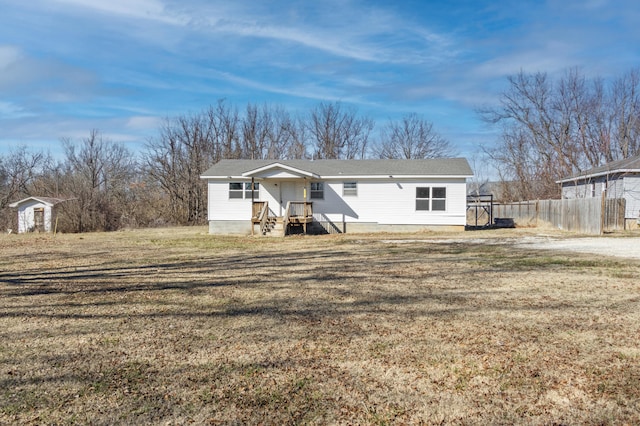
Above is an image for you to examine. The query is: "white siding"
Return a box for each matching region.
[207,180,254,221]
[606,178,624,198]
[623,176,640,219]
[562,181,592,198]
[16,200,53,233]
[311,178,467,226]
[208,177,468,226]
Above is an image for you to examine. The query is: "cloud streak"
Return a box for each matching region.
[1,0,639,157]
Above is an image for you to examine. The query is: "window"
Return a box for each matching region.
[245,182,259,199]
[432,187,446,211]
[343,181,357,196]
[310,182,324,199]
[416,187,446,211]
[229,182,259,199]
[229,182,243,199]
[416,187,430,210]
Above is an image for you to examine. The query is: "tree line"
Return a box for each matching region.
[481,67,640,200]
[1,101,455,232]
[3,67,639,232]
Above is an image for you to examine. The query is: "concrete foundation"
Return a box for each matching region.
[209,220,465,235]
[310,221,464,234]
[208,220,252,235]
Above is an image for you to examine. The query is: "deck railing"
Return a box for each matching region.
[252,201,266,219]
[258,202,270,235]
[252,201,269,235]
[288,201,312,218]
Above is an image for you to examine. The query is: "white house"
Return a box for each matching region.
[557,154,640,228]
[201,159,473,235]
[8,196,68,233]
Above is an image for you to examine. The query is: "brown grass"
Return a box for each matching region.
[1,227,639,425]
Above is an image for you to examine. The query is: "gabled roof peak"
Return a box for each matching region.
[8,196,71,208]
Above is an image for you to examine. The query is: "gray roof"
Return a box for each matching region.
[202,158,473,178]
[558,154,640,183]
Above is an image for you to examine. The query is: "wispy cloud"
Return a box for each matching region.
[51,0,188,25]
[1,0,640,158]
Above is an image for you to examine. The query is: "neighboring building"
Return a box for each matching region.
[557,154,640,227]
[201,159,473,235]
[8,197,68,233]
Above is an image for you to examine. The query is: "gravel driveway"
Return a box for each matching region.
[382,233,640,260]
[516,236,640,259]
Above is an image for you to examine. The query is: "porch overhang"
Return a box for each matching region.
[241,162,319,180]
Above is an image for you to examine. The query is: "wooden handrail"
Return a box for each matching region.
[288,201,312,218]
[258,201,269,235]
[282,201,291,236]
[252,201,266,219]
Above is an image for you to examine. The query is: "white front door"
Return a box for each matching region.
[279,181,299,215]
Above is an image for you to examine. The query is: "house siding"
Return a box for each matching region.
[207,180,254,221]
[311,178,467,226]
[207,177,468,231]
[561,174,638,219]
[623,176,640,219]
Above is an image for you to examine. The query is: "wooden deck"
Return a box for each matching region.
[252,201,313,236]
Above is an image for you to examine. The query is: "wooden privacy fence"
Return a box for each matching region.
[493,197,626,234]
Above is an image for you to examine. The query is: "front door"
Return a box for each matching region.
[279,181,299,216]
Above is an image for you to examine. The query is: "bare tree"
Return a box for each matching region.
[264,105,307,159]
[480,68,640,200]
[610,69,640,159]
[144,101,245,225]
[208,100,241,160]
[375,113,456,159]
[60,130,134,232]
[0,146,46,231]
[241,103,270,160]
[308,102,373,159]
[0,146,45,210]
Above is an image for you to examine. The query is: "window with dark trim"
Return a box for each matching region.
[244,182,259,199]
[229,182,259,199]
[343,181,357,196]
[416,187,446,211]
[310,182,324,199]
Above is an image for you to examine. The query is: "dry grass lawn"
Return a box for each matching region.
[1,227,639,425]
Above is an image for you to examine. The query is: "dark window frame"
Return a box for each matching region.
[310,182,324,199]
[416,186,446,211]
[229,182,260,200]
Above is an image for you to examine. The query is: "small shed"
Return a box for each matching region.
[8,196,68,233]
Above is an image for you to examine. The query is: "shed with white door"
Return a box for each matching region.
[8,196,68,233]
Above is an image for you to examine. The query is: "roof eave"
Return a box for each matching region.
[557,168,640,183]
[9,196,56,208]
[241,162,319,178]
[322,174,473,179]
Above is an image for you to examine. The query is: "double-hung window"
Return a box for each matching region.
[310,182,324,199]
[229,182,259,199]
[343,181,357,196]
[416,187,446,211]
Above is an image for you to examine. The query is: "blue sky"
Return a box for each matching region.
[1,0,639,161]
